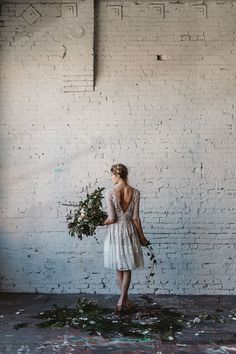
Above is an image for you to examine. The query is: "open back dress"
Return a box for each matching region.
[104,188,144,270]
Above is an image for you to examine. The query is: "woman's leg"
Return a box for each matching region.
[116,270,128,306]
[117,270,131,307]
[116,270,123,290]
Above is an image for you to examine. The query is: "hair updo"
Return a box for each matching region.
[111,163,128,180]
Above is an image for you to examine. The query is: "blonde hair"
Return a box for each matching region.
[111,163,128,180]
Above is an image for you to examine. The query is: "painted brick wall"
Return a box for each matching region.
[0,0,236,295]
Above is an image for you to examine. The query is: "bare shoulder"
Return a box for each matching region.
[127,186,140,193]
[112,186,135,193]
[127,186,138,197]
[128,186,137,192]
[131,187,140,199]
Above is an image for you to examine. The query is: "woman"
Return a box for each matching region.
[103,163,149,313]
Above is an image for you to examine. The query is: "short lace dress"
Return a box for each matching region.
[104,188,144,270]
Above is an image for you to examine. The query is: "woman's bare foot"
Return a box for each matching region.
[115,298,125,314]
[115,301,125,314]
[124,298,135,310]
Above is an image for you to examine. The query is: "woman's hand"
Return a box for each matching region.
[139,235,150,247]
[102,217,117,226]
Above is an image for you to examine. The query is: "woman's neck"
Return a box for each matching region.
[116,180,129,189]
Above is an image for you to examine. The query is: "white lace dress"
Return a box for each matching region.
[104,188,144,270]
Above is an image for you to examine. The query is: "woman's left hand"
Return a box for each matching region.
[139,235,150,247]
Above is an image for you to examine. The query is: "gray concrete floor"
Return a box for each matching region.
[0,292,236,353]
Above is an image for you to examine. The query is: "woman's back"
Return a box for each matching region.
[113,186,135,214]
[105,187,140,222]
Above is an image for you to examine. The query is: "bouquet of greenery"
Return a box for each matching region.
[62,187,108,240]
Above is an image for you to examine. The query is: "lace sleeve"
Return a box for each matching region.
[132,190,140,220]
[105,190,117,221]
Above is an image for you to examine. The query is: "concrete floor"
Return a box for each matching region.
[0,292,236,353]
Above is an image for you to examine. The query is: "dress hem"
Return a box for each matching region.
[104,265,145,271]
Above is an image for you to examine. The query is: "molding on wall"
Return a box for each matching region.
[0,2,78,18]
[105,1,208,19]
[0,1,94,93]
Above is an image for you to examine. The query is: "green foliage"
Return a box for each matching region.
[63,187,108,240]
[34,296,185,341]
[145,242,157,286]
[13,322,29,330]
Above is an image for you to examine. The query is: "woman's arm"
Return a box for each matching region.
[103,216,117,225]
[132,217,144,237]
[132,190,149,246]
[132,217,149,246]
[102,190,117,225]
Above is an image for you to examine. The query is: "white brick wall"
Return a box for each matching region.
[0,0,236,295]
